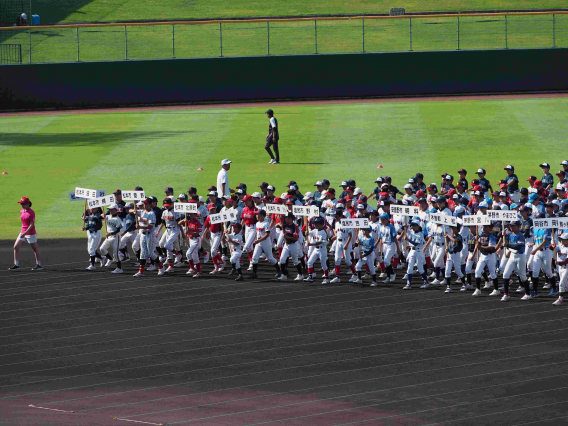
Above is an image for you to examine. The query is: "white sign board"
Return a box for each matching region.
[429,213,457,227]
[533,217,568,229]
[265,204,289,215]
[75,187,99,199]
[390,205,420,217]
[87,194,116,209]
[486,210,518,221]
[340,218,370,229]
[120,190,146,201]
[174,202,198,214]
[210,210,238,224]
[73,189,106,201]
[292,205,320,217]
[462,215,491,226]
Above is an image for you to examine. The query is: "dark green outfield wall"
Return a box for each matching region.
[0,48,567,110]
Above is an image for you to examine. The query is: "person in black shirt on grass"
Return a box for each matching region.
[475,168,494,197]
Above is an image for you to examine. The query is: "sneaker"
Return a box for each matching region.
[85,265,96,271]
[460,285,467,292]
[445,286,451,294]
[277,274,287,281]
[111,268,123,274]
[98,258,105,267]
[193,272,203,278]
[403,283,411,290]
[353,278,363,284]
[489,289,500,296]
[186,269,196,275]
[552,298,563,306]
[549,289,559,296]
[379,272,387,278]
[274,160,280,164]
[303,276,314,283]
[420,282,430,289]
[383,276,392,284]
[370,281,379,287]
[330,276,341,284]
[472,289,482,297]
[362,273,370,279]
[322,278,331,285]
[329,269,336,277]
[389,274,397,282]
[483,281,493,289]
[543,283,551,290]
[294,274,304,281]
[209,268,219,275]
[498,285,505,291]
[268,159,275,164]
[439,279,447,285]
[530,291,539,298]
[402,274,408,280]
[104,259,113,267]
[247,264,254,271]
[8,264,20,270]
[133,271,144,277]
[515,285,525,293]
[165,266,174,273]
[32,264,43,271]
[159,256,166,263]
[158,268,165,276]
[217,263,225,272]
[501,294,510,302]
[431,279,441,285]
[147,264,157,271]
[429,272,436,279]
[521,294,531,300]
[349,274,358,283]
[235,275,244,281]
[175,254,182,264]
[455,277,464,285]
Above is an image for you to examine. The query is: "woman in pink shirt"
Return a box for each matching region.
[10,197,42,271]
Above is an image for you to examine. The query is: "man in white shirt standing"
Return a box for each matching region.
[217,159,232,199]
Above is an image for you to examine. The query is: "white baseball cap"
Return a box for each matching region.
[267,185,275,191]
[560,233,568,240]
[136,201,144,207]
[556,183,565,190]
[403,184,412,189]
[336,203,345,209]
[281,192,288,198]
[251,192,262,198]
[108,203,118,209]
[561,160,568,166]
[499,192,507,197]
[221,159,232,165]
[314,181,323,186]
[304,191,314,199]
[353,187,362,195]
[198,196,204,202]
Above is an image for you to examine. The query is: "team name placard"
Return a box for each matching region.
[265,204,289,215]
[210,211,238,224]
[174,203,198,213]
[75,187,105,199]
[462,215,491,226]
[120,190,146,201]
[390,205,420,216]
[293,205,320,217]
[429,213,457,227]
[486,210,517,221]
[533,217,568,229]
[87,194,116,209]
[340,218,369,229]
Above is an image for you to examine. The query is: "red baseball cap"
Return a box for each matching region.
[472,185,482,192]
[207,203,216,211]
[534,180,543,187]
[242,195,252,202]
[18,197,30,204]
[415,190,426,198]
[273,197,283,204]
[527,176,537,182]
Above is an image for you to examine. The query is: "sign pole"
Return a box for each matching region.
[82,198,87,231]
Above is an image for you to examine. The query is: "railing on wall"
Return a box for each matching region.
[0,11,567,64]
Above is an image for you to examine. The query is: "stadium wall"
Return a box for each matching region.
[0,48,567,110]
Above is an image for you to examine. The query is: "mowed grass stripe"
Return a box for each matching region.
[2,98,568,239]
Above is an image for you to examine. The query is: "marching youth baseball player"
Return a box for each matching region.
[443,224,464,293]
[277,213,304,281]
[83,206,103,270]
[471,224,499,297]
[401,219,430,290]
[226,222,245,281]
[378,213,398,283]
[500,220,530,301]
[203,203,225,274]
[131,201,144,265]
[330,207,357,284]
[100,203,124,274]
[118,202,137,262]
[304,217,330,284]
[251,210,282,279]
[241,195,258,270]
[463,224,478,291]
[553,233,568,305]
[156,198,185,273]
[353,227,377,286]
[530,214,557,298]
[10,197,42,270]
[134,198,165,277]
[182,206,203,277]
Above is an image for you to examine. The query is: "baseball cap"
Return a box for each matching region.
[113,189,122,195]
[207,185,217,192]
[267,185,275,191]
[335,203,345,209]
[520,204,532,212]
[528,193,539,202]
[108,202,119,209]
[340,181,348,187]
[540,163,551,168]
[415,173,424,179]
[236,189,245,195]
[322,179,330,185]
[354,187,362,195]
[553,199,562,207]
[187,187,197,194]
[304,191,314,199]
[125,202,134,208]
[289,185,298,191]
[164,187,173,193]
[265,109,274,115]
[207,203,216,211]
[556,184,565,191]
[479,201,488,208]
[379,213,389,220]
[458,168,467,174]
[534,180,543,187]
[476,168,486,174]
[221,159,232,165]
[150,196,158,203]
[326,188,336,194]
[491,191,500,196]
[499,192,507,197]
[527,176,537,182]
[236,183,247,189]
[143,197,152,205]
[504,165,514,171]
[403,183,412,189]
[375,177,384,183]
[444,174,453,181]
[135,186,143,191]
[286,181,297,188]
[509,220,521,226]
[561,160,568,166]
[510,203,519,209]
[256,209,266,216]
[251,192,262,198]
[18,196,31,204]
[314,181,323,187]
[408,178,415,184]
[418,198,427,204]
[136,200,145,207]
[259,182,269,189]
[454,206,466,216]
[415,190,426,198]
[485,198,493,204]
[431,196,438,203]
[556,171,566,176]
[208,191,217,196]
[242,194,252,202]
[356,203,365,210]
[561,233,568,240]
[437,196,447,203]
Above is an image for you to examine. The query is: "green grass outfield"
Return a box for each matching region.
[1,96,567,240]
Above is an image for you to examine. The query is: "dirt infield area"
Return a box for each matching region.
[2,92,568,116]
[1,239,568,425]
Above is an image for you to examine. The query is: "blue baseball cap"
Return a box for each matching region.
[453,206,465,216]
[379,213,390,219]
[429,208,438,213]
[485,197,493,204]
[528,193,539,202]
[510,203,519,210]
[479,201,488,208]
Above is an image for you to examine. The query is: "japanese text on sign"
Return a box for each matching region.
[486,210,517,221]
[174,203,198,214]
[390,205,420,216]
[87,194,116,209]
[210,210,238,224]
[429,213,457,227]
[462,215,491,226]
[265,204,289,215]
[340,218,370,229]
[120,191,146,201]
[533,217,568,229]
[292,205,320,217]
